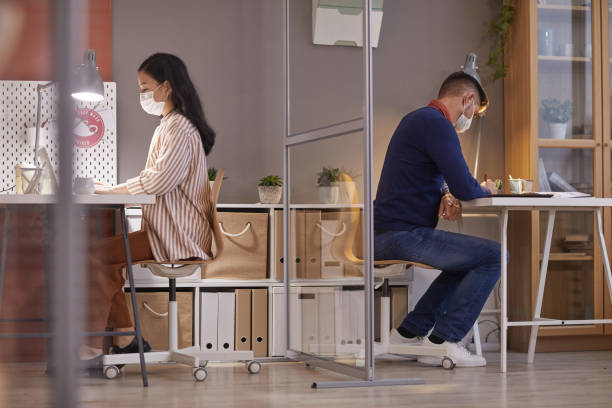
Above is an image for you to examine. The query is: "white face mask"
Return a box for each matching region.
[139,84,166,116]
[454,98,475,133]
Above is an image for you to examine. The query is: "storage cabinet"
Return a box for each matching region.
[505,0,612,351]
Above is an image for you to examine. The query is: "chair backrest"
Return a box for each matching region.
[209,168,225,262]
[329,175,363,266]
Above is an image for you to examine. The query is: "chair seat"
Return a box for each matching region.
[374,259,435,269]
[139,259,211,279]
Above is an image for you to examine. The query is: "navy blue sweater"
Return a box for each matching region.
[374,106,489,230]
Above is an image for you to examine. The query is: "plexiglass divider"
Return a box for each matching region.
[283,0,423,388]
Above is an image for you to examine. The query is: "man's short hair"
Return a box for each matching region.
[438,72,482,106]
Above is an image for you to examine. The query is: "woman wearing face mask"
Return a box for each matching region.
[83,53,215,368]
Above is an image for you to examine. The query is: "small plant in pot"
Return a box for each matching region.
[317,166,340,204]
[258,175,283,204]
[540,98,572,139]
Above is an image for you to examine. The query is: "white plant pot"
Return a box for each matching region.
[336,181,357,204]
[318,186,339,204]
[258,186,282,204]
[548,122,568,139]
[209,180,215,190]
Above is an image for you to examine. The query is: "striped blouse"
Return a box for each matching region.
[126,111,213,262]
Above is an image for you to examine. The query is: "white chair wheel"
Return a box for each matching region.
[104,365,120,380]
[441,357,456,370]
[194,367,208,382]
[247,361,261,374]
[199,360,208,368]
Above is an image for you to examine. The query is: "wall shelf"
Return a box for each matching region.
[538,139,597,148]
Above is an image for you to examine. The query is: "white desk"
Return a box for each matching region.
[462,196,612,372]
[0,193,155,386]
[0,194,155,205]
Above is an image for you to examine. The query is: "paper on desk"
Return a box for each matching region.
[542,192,591,198]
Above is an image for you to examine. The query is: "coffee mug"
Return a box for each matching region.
[509,178,523,194]
[73,177,94,194]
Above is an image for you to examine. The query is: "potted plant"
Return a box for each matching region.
[540,98,572,139]
[317,166,340,204]
[258,175,283,204]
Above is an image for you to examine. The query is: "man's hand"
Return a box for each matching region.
[438,191,462,221]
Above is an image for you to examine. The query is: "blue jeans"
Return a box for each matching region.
[374,226,502,342]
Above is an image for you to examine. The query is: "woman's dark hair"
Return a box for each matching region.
[139,53,215,155]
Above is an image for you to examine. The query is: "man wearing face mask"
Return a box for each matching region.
[373,67,500,367]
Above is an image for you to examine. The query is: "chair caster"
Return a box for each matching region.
[441,357,456,370]
[194,367,208,382]
[246,361,261,374]
[199,360,208,368]
[103,365,121,380]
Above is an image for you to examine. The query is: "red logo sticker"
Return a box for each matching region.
[74,108,105,148]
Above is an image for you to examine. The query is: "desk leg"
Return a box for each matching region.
[527,210,555,364]
[0,207,10,314]
[595,209,612,310]
[120,207,148,387]
[500,209,508,373]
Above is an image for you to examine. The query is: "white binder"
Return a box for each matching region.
[317,287,336,354]
[351,290,365,346]
[200,292,218,351]
[334,288,345,346]
[300,288,318,353]
[342,289,353,345]
[270,287,302,356]
[217,292,235,351]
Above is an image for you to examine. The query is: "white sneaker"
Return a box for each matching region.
[417,338,486,367]
[384,329,422,360]
[389,328,422,345]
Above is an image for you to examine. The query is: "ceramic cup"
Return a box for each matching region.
[509,178,523,194]
[73,177,94,194]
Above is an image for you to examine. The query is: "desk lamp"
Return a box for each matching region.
[25,49,104,193]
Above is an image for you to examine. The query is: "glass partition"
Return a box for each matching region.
[287,132,365,368]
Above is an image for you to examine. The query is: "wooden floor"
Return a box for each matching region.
[1,351,612,407]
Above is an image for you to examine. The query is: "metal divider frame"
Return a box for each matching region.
[282,0,424,388]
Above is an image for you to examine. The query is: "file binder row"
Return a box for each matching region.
[270,286,409,356]
[270,287,365,356]
[200,289,268,357]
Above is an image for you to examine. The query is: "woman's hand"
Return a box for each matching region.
[438,191,462,221]
[94,182,129,195]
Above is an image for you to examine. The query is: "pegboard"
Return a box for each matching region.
[0,80,117,191]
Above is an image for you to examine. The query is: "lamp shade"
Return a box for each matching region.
[461,53,488,114]
[71,49,104,102]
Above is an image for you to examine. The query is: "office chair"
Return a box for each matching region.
[102,169,261,382]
